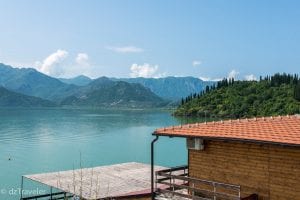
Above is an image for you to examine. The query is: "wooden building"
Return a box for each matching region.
[152,115,300,200]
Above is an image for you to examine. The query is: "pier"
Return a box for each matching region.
[21,162,166,200]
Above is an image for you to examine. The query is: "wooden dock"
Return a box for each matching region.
[23,162,166,199]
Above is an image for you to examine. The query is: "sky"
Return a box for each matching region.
[0,0,299,80]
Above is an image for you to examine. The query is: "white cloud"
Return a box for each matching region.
[228,69,239,79]
[130,63,159,78]
[192,60,202,66]
[154,72,167,78]
[107,46,144,53]
[199,76,222,82]
[34,51,96,78]
[199,76,211,81]
[75,53,90,67]
[200,69,240,82]
[244,74,257,81]
[37,49,68,76]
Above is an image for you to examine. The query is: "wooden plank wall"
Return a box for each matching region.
[189,141,300,200]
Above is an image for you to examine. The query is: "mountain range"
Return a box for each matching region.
[59,75,92,86]
[0,86,55,107]
[59,75,214,100]
[0,63,213,107]
[0,63,77,101]
[60,77,166,107]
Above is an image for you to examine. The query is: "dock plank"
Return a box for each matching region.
[24,162,166,199]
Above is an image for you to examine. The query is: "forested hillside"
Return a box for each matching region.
[174,74,300,118]
[0,87,55,107]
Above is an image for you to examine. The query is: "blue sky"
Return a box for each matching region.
[0,0,299,79]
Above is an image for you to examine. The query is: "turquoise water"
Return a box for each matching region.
[0,108,187,199]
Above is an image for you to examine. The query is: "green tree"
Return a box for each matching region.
[294,83,300,101]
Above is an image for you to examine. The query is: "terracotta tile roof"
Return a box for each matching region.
[154,115,300,146]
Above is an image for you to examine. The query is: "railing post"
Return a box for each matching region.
[151,135,159,200]
[192,182,195,197]
[213,182,216,200]
[155,172,157,193]
[172,172,175,194]
[20,176,24,200]
[169,169,172,193]
[50,187,53,200]
[183,168,187,185]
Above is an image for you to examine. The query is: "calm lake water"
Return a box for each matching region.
[0,108,188,199]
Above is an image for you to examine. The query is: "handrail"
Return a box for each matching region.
[155,166,241,200]
[158,182,240,200]
[156,165,188,173]
[157,188,211,200]
[157,172,240,191]
[20,191,73,200]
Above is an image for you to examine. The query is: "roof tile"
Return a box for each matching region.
[154,115,300,146]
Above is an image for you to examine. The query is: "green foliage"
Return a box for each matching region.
[295,82,300,101]
[0,87,56,107]
[174,74,300,118]
[60,79,167,108]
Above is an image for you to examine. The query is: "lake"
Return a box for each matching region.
[0,108,188,200]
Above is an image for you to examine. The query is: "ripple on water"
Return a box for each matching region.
[0,108,187,200]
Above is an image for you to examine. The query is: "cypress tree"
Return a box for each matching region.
[294,83,300,101]
[205,85,210,93]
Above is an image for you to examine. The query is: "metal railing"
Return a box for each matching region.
[155,166,241,200]
[20,191,74,200]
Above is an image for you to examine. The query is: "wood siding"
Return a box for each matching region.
[189,141,300,200]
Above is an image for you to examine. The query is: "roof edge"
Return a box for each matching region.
[153,132,300,148]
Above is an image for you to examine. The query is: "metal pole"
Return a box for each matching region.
[50,186,53,200]
[151,135,159,200]
[20,176,24,200]
[213,183,216,200]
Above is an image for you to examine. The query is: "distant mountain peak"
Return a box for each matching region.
[59,75,92,86]
[113,76,214,100]
[75,75,91,79]
[0,63,78,101]
[89,76,112,85]
[60,78,166,108]
[0,63,214,107]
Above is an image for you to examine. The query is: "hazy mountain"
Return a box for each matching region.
[61,77,166,107]
[56,75,215,101]
[0,63,78,101]
[61,76,215,100]
[0,63,213,108]
[59,75,92,86]
[0,87,55,107]
[113,76,214,100]
[0,64,166,107]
